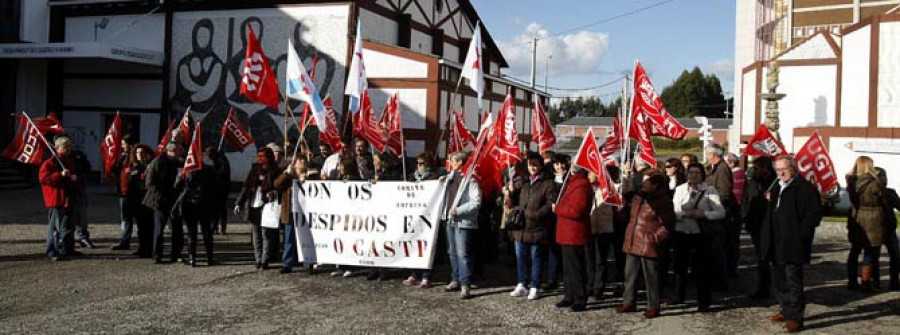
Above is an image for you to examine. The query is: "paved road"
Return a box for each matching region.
[0,186,898,334]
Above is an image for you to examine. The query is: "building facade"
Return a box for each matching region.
[732,1,900,190]
[0,0,549,180]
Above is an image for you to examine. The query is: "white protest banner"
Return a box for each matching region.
[292,180,448,269]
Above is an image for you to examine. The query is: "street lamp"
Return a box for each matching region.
[94,18,110,42]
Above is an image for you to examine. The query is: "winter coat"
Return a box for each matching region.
[854,173,885,246]
[509,174,558,244]
[672,182,726,234]
[444,171,481,229]
[172,165,216,220]
[883,188,900,233]
[741,173,775,234]
[554,172,592,246]
[590,187,616,235]
[38,156,82,208]
[705,160,733,205]
[212,155,231,201]
[760,177,822,265]
[142,154,178,212]
[124,161,150,208]
[274,171,297,225]
[236,163,277,222]
[622,190,676,258]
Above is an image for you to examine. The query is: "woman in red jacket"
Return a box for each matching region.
[552,168,594,312]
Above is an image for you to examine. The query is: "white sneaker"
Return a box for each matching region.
[343,270,354,278]
[510,283,527,297]
[329,270,343,277]
[527,288,540,300]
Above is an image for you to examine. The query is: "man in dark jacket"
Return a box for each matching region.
[143,143,184,263]
[761,156,822,333]
[205,147,231,235]
[742,156,776,299]
[876,167,900,290]
[111,136,134,250]
[705,143,733,289]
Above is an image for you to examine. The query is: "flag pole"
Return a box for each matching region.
[22,111,66,168]
[217,109,230,152]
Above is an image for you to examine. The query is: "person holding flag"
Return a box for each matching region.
[39,135,83,261]
[508,153,557,302]
[442,151,482,300]
[551,165,593,312]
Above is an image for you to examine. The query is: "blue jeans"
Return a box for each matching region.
[515,241,543,288]
[447,224,474,285]
[118,197,134,247]
[73,197,90,241]
[283,217,298,269]
[46,207,74,257]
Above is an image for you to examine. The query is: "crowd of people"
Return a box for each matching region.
[38,132,900,332]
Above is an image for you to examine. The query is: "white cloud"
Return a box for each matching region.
[499,23,610,78]
[706,58,734,82]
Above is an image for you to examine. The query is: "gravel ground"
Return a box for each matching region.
[0,186,898,334]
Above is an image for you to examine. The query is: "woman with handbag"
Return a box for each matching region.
[846,156,885,291]
[667,163,725,312]
[509,153,557,301]
[235,147,279,270]
[616,171,676,319]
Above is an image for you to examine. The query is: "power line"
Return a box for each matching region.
[502,0,678,50]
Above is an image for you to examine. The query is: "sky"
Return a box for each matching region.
[472,0,736,104]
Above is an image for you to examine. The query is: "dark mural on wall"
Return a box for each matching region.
[169,7,348,156]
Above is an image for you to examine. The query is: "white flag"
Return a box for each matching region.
[461,23,484,109]
[286,39,327,128]
[344,20,368,114]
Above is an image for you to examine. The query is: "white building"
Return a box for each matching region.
[0,0,549,180]
[732,1,900,190]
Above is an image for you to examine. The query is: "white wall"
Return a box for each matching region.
[410,29,432,55]
[878,21,900,128]
[20,0,49,43]
[360,8,398,46]
[777,65,838,151]
[740,68,757,136]
[841,26,871,127]
[364,48,428,79]
[829,137,900,192]
[65,14,166,51]
[367,88,428,130]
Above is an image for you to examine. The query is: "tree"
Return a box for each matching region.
[660,67,727,118]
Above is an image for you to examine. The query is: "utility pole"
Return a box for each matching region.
[530,36,538,89]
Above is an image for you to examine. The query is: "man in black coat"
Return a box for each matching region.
[742,156,776,299]
[760,156,822,333]
[143,143,184,263]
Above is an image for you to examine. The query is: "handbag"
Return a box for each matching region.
[692,190,723,236]
[261,200,282,229]
[503,208,526,230]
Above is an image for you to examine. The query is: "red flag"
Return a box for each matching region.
[631,61,687,140]
[493,93,520,168]
[600,114,623,166]
[744,124,787,157]
[629,111,657,166]
[318,96,343,152]
[3,114,47,165]
[221,109,255,152]
[573,128,622,206]
[239,25,280,110]
[32,112,64,135]
[100,113,123,178]
[379,93,404,156]
[531,97,556,153]
[352,91,386,152]
[795,131,838,194]
[177,109,192,147]
[449,110,475,154]
[156,120,176,156]
[183,121,203,176]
